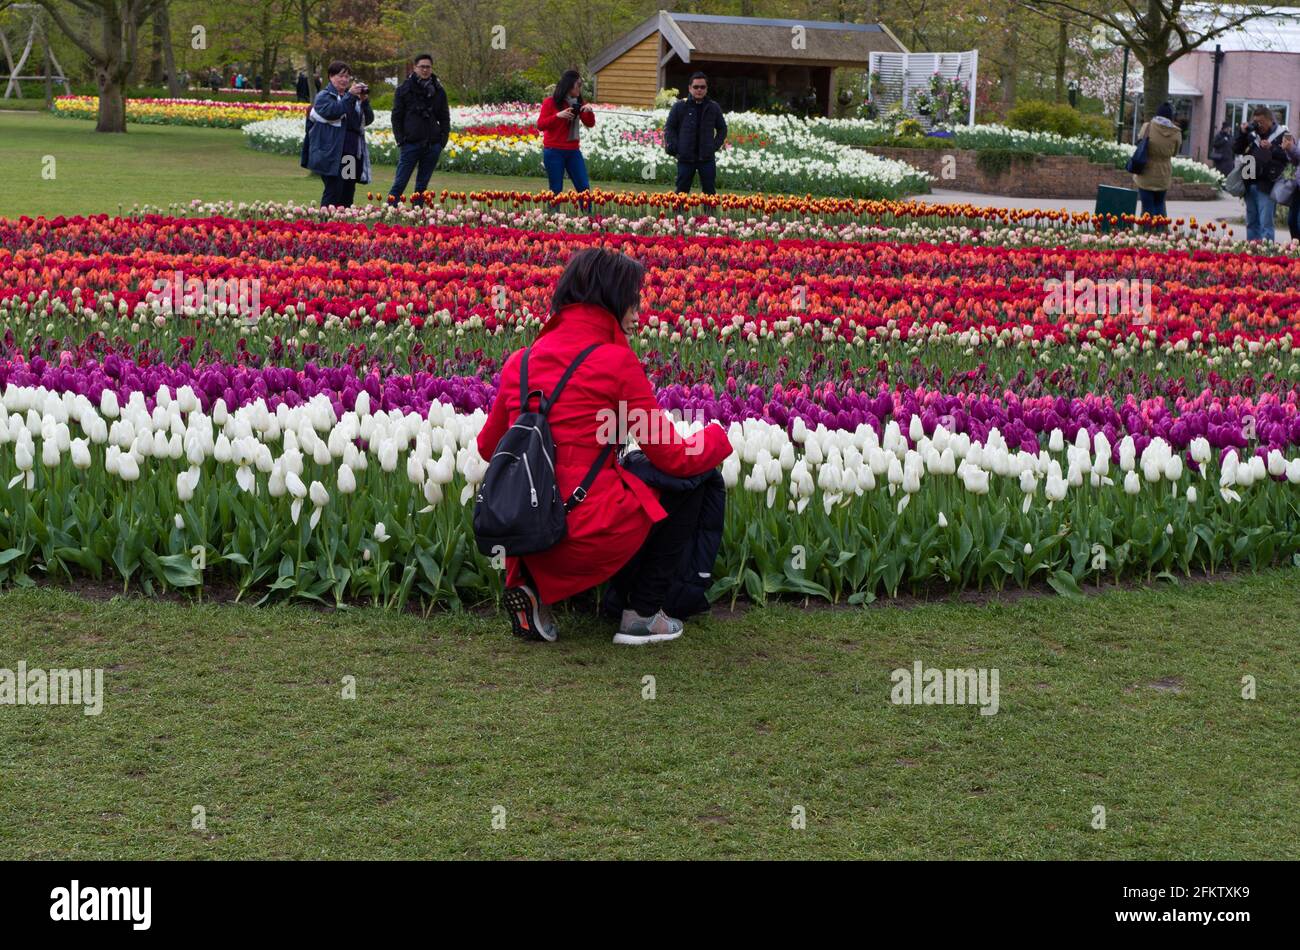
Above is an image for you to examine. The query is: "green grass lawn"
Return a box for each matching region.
[0,112,683,219]
[1,109,1296,861]
[1,574,1296,859]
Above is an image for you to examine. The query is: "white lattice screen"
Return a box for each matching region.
[868,49,979,125]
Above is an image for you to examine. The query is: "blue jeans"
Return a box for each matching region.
[389,141,443,200]
[1245,184,1277,242]
[542,147,590,193]
[1137,188,1167,226]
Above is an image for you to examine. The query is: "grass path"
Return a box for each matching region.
[0,112,681,219]
[1,574,1296,859]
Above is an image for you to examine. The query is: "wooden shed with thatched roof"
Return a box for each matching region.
[589,10,907,115]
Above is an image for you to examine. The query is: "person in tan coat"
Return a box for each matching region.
[1131,101,1183,224]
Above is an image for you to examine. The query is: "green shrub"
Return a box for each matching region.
[1007,99,1109,140]
[1076,112,1114,140]
[654,87,680,109]
[480,74,545,105]
[975,148,1038,177]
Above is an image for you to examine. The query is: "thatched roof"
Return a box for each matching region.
[590,11,907,73]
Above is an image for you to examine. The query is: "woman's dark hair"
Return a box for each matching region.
[552,69,583,107]
[551,248,645,321]
[326,61,351,78]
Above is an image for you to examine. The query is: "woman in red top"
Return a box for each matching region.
[537,69,596,194]
[476,249,733,644]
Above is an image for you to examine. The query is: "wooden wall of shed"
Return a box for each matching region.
[594,33,660,107]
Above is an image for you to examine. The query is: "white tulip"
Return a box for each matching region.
[423,479,443,507]
[338,463,357,494]
[374,522,390,543]
[118,454,140,482]
[309,480,329,507]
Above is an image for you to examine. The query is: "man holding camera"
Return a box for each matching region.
[1233,104,1291,242]
[664,72,727,195]
[300,60,375,208]
[388,53,451,204]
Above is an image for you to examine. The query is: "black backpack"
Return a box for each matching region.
[473,344,615,557]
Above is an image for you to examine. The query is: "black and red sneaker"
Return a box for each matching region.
[502,585,558,642]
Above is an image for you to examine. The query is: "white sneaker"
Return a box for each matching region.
[503,585,558,642]
[613,609,684,645]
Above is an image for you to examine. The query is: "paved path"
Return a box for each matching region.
[909,187,1274,243]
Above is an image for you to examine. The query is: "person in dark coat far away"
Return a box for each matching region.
[664,71,727,194]
[388,53,451,202]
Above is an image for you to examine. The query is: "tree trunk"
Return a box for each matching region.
[95,4,129,132]
[999,24,1019,112]
[96,67,128,132]
[1054,20,1066,103]
[148,13,163,85]
[1141,61,1169,123]
[43,31,53,110]
[298,0,317,97]
[158,4,181,96]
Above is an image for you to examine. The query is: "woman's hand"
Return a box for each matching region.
[580,103,594,113]
[557,107,575,120]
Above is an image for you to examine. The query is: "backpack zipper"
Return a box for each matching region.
[522,454,539,507]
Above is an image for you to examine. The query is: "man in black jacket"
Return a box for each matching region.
[1233,104,1290,242]
[664,72,727,194]
[388,53,451,203]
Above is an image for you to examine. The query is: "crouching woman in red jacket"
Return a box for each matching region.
[475,248,733,644]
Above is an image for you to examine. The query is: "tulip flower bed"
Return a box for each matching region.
[2,205,1300,609]
[243,104,931,199]
[53,95,306,129]
[810,118,1224,186]
[136,191,1243,252]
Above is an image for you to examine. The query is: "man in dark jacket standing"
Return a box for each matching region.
[1209,122,1235,176]
[1233,104,1290,242]
[664,72,727,194]
[388,53,451,203]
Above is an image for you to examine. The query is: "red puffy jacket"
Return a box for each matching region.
[476,303,733,603]
[537,97,595,150]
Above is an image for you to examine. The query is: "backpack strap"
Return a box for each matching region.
[541,343,602,415]
[565,440,617,511]
[517,342,615,510]
[519,347,545,412]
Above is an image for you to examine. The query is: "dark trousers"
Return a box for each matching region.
[1137,188,1167,221]
[321,175,357,208]
[389,140,443,200]
[1290,192,1300,241]
[610,483,707,617]
[675,159,717,194]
